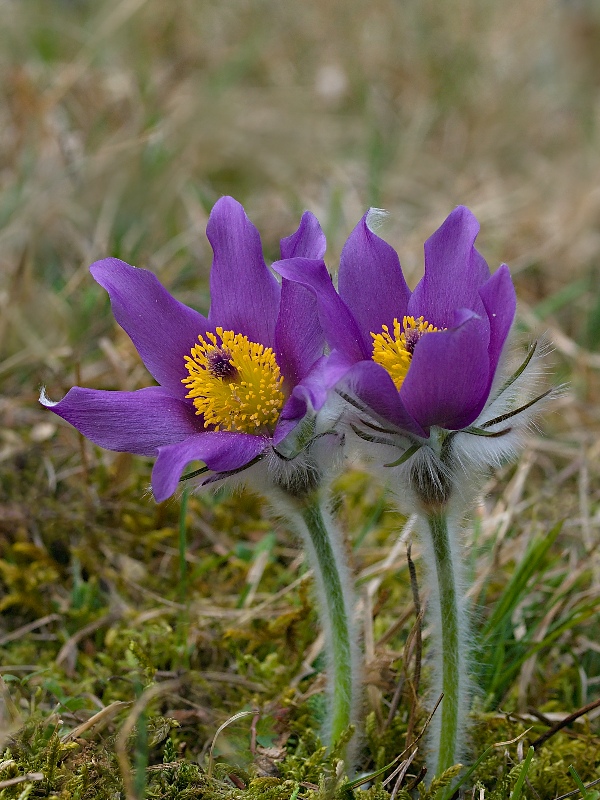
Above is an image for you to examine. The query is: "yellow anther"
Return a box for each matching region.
[371,316,439,390]
[182,327,285,434]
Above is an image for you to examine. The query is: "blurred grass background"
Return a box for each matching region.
[3,0,600,385]
[1,0,600,795]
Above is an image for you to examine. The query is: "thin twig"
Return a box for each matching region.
[0,613,62,646]
[342,694,443,791]
[552,776,600,800]
[0,773,44,789]
[385,672,405,732]
[388,748,419,800]
[250,711,260,756]
[61,700,131,742]
[531,697,600,749]
[385,603,423,731]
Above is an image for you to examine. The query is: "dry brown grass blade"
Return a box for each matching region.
[207,709,259,778]
[344,693,444,791]
[55,611,123,677]
[0,772,44,790]
[363,585,384,727]
[520,306,600,370]
[115,679,182,800]
[61,700,132,743]
[0,674,21,751]
[388,747,418,800]
[360,514,417,586]
[0,613,62,647]
[238,571,312,625]
[0,675,20,724]
[376,604,414,649]
[241,547,271,609]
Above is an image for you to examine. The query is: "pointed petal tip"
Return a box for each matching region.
[89,257,134,280]
[365,207,389,233]
[215,195,240,208]
[299,209,320,225]
[432,205,481,241]
[152,481,173,505]
[39,386,57,408]
[206,195,280,345]
[280,210,326,260]
[208,195,246,224]
[206,196,251,245]
[338,210,410,345]
[450,204,478,221]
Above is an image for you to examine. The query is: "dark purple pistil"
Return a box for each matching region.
[207,348,237,380]
[404,328,422,355]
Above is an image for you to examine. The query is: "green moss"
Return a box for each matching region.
[464,715,600,800]
[1,420,599,799]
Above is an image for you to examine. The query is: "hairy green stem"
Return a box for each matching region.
[301,500,353,743]
[286,495,356,748]
[426,511,463,779]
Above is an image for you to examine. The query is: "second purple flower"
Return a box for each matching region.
[274,206,517,438]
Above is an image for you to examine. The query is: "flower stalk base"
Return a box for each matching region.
[423,510,466,782]
[279,490,357,752]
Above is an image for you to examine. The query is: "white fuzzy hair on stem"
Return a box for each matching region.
[332,335,554,780]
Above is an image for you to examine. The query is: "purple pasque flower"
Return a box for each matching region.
[41,197,332,502]
[273,206,517,440]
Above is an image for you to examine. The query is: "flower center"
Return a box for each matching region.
[182,327,285,434]
[371,315,439,390]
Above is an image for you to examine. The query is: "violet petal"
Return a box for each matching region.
[206,196,280,347]
[90,258,208,399]
[273,354,343,444]
[273,394,308,445]
[277,212,327,383]
[338,212,411,342]
[340,360,427,437]
[41,386,199,456]
[273,257,370,361]
[400,312,490,430]
[275,279,324,388]
[280,211,326,259]
[479,264,516,384]
[408,206,491,329]
[152,431,267,501]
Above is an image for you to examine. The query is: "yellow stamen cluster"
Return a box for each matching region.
[371,315,439,390]
[182,327,285,434]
